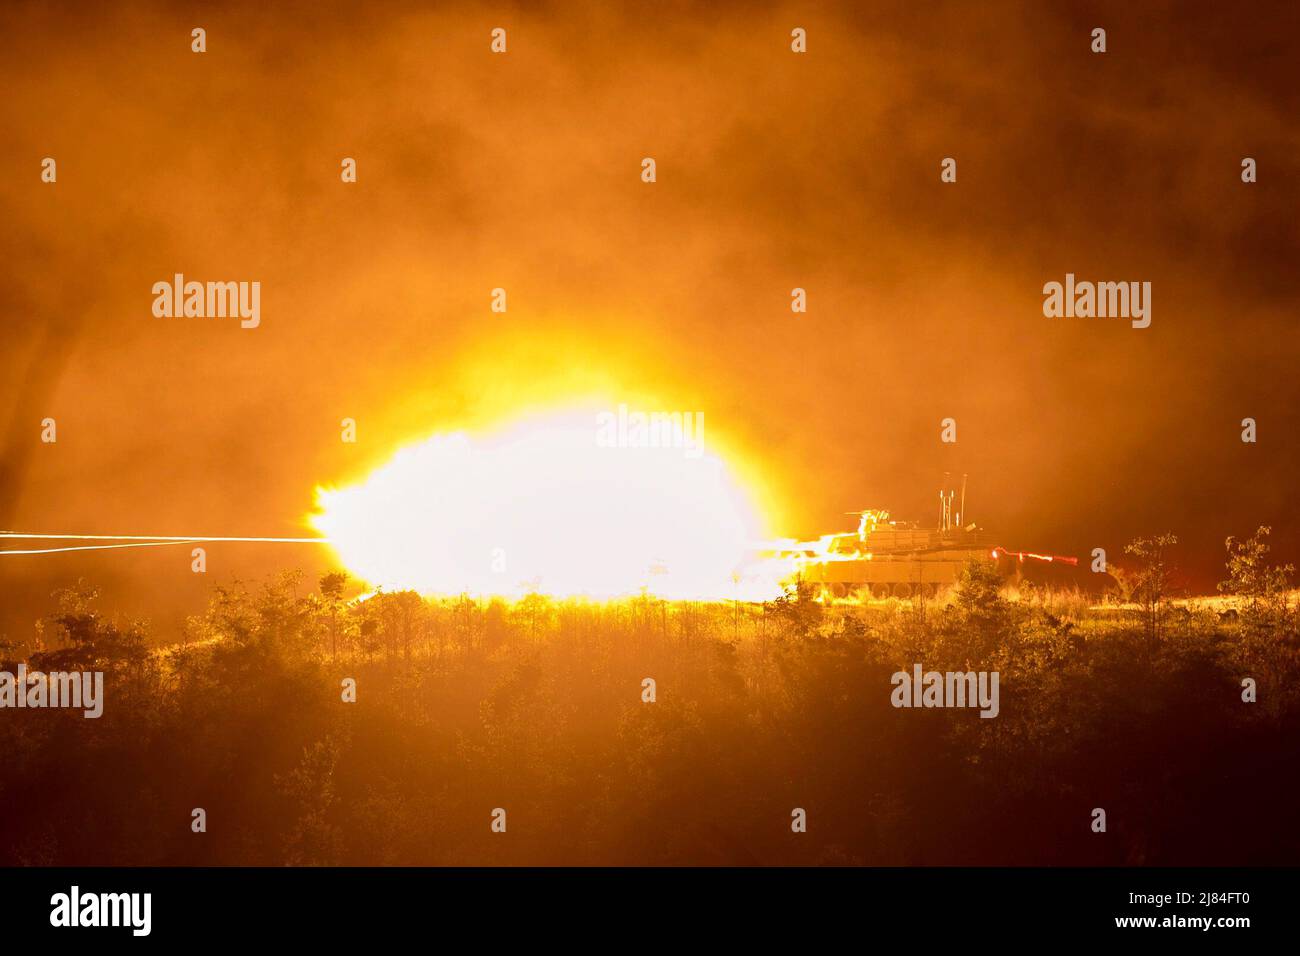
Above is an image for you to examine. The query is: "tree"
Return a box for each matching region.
[30,580,150,674]
[1124,533,1179,642]
[954,557,1005,619]
[951,557,1011,654]
[765,579,823,638]
[319,571,349,661]
[1219,526,1293,632]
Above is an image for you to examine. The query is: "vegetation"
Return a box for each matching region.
[1123,532,1180,643]
[1,537,1297,866]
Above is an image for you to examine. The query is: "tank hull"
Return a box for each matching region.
[800,549,987,598]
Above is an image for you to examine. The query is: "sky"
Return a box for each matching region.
[2,0,1298,635]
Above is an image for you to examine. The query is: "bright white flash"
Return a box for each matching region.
[310,408,769,600]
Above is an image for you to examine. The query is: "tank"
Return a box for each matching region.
[773,484,1114,599]
[780,508,992,599]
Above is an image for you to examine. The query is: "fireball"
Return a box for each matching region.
[310,406,775,600]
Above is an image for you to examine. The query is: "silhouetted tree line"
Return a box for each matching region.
[0,530,1296,865]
